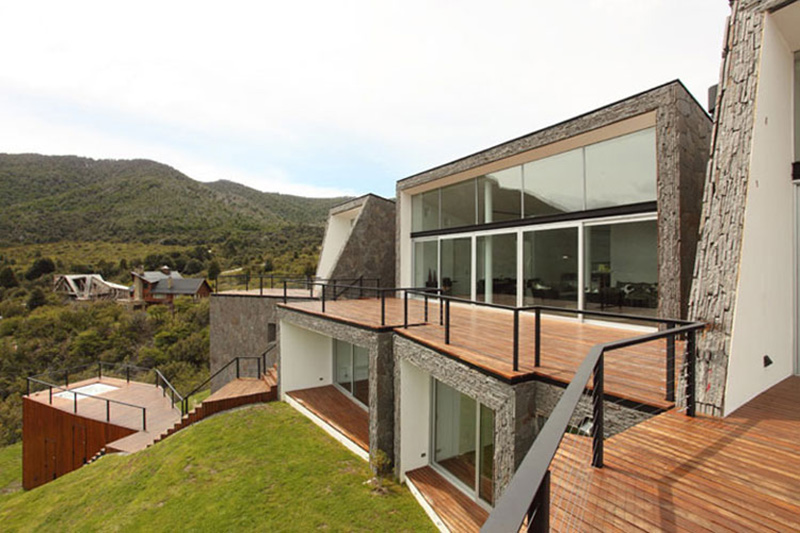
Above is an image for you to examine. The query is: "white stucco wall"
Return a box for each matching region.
[279,320,333,396]
[316,206,360,280]
[399,359,431,482]
[725,15,795,415]
[399,191,413,288]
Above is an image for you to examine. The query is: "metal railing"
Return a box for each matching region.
[480,319,704,532]
[180,356,265,415]
[26,376,149,431]
[214,274,379,299]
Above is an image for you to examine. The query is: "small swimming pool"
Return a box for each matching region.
[54,382,118,401]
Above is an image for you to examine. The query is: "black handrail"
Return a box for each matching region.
[215,274,380,297]
[480,320,704,532]
[26,377,148,431]
[180,356,263,415]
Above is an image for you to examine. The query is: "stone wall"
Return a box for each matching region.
[329,195,396,289]
[687,0,766,416]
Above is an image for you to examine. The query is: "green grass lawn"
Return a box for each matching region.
[0,442,22,498]
[0,403,435,532]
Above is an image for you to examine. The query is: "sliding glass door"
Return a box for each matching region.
[433,380,495,505]
[441,238,472,298]
[523,227,579,308]
[333,340,369,407]
[477,233,517,305]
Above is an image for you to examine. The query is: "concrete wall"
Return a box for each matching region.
[725,13,796,414]
[279,320,333,394]
[316,205,360,280]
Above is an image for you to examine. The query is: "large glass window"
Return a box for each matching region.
[414,240,439,289]
[584,220,657,315]
[523,227,579,308]
[478,167,522,224]
[412,190,440,232]
[333,340,369,407]
[441,238,472,298]
[585,128,657,209]
[441,180,476,229]
[523,148,584,216]
[477,233,517,305]
[433,380,494,505]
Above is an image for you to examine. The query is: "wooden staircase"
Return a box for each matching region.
[148,364,278,448]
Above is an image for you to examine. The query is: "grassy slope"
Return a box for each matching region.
[0,403,434,532]
[0,442,21,497]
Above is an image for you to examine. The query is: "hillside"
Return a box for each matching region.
[0,404,434,532]
[0,154,349,245]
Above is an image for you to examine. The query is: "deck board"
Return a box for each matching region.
[406,466,488,533]
[284,298,679,409]
[287,385,369,451]
[548,376,800,532]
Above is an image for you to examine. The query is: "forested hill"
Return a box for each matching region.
[0,154,349,245]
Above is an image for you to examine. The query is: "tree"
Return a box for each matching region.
[26,288,47,311]
[24,257,56,280]
[263,257,274,272]
[207,260,221,280]
[0,266,18,289]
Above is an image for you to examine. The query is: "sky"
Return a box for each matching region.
[0,1,731,198]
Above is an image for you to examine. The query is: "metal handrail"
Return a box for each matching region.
[180,356,263,415]
[480,320,704,532]
[26,377,148,431]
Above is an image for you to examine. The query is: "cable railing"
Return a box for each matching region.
[26,377,149,431]
[480,319,704,532]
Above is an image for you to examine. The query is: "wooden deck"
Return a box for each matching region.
[548,376,800,532]
[286,385,369,451]
[406,466,488,533]
[284,298,678,409]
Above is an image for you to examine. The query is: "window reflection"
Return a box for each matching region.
[478,167,522,223]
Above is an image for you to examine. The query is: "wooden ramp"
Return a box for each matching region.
[548,376,800,532]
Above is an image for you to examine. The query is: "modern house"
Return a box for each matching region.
[131,266,211,305]
[53,274,130,301]
[275,80,713,519]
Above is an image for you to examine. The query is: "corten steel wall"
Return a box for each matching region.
[23,398,136,489]
[396,81,711,319]
[328,195,396,288]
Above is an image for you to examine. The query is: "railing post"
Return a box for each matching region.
[215,277,218,293]
[666,322,676,402]
[65,371,69,389]
[98,362,102,381]
[74,393,78,414]
[592,352,604,468]
[513,309,520,372]
[445,299,451,345]
[424,294,429,322]
[126,366,130,384]
[106,400,110,422]
[260,275,263,296]
[381,291,386,326]
[142,409,147,431]
[49,386,53,404]
[26,378,30,397]
[404,291,409,329]
[236,358,240,379]
[359,276,364,299]
[527,470,551,533]
[321,284,326,313]
[283,280,288,304]
[686,330,696,417]
[245,274,249,292]
[535,308,541,367]
[257,357,262,378]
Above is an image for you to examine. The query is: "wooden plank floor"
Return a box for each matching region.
[287,385,369,451]
[284,298,678,409]
[548,376,800,532]
[406,466,488,533]
[27,376,181,453]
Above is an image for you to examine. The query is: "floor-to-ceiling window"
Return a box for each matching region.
[333,340,369,407]
[441,237,472,298]
[433,380,495,506]
[414,240,439,289]
[477,233,517,305]
[523,227,579,308]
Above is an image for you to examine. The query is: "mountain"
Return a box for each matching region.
[0,154,349,245]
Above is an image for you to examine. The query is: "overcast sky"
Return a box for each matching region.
[0,1,730,198]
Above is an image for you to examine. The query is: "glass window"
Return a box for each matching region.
[353,345,369,406]
[523,227,579,308]
[334,340,352,393]
[412,190,440,232]
[478,167,522,224]
[477,233,517,305]
[523,148,584,217]
[441,179,476,229]
[584,220,658,316]
[441,238,472,298]
[585,128,657,209]
[414,240,439,289]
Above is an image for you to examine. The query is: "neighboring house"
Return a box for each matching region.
[131,266,211,305]
[54,274,130,301]
[276,81,712,510]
